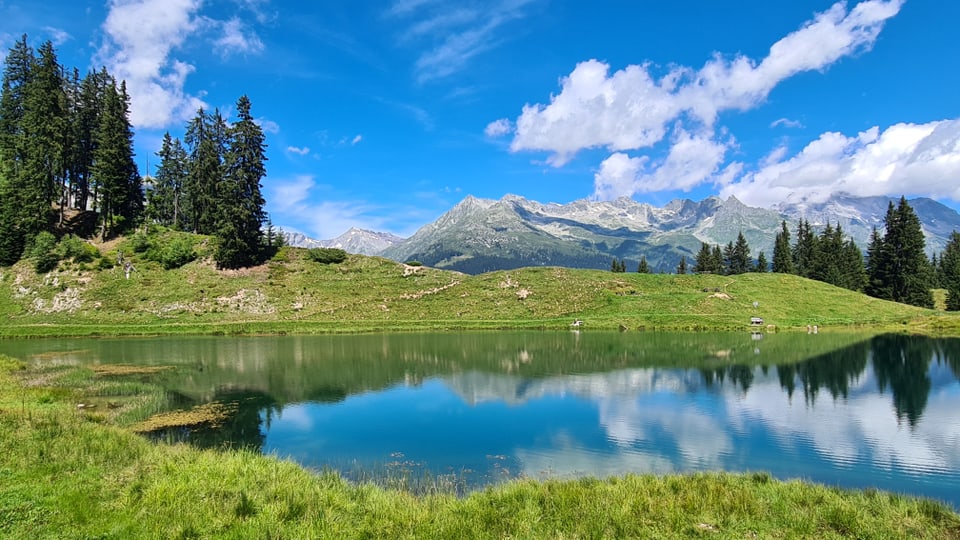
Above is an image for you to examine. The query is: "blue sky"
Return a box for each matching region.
[3,0,959,239]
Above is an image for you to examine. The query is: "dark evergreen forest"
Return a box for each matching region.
[0,35,270,270]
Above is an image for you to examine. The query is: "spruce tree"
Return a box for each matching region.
[942,231,960,311]
[147,132,188,228]
[693,242,712,274]
[184,108,223,234]
[755,251,768,272]
[867,198,933,308]
[772,220,793,274]
[676,255,687,275]
[711,245,724,274]
[729,231,751,275]
[0,36,34,264]
[215,95,267,269]
[637,256,649,273]
[92,77,139,239]
[793,219,816,278]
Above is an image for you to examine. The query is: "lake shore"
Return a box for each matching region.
[1,354,958,538]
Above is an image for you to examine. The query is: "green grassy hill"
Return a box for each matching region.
[0,230,952,337]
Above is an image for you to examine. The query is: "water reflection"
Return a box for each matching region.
[2,331,959,507]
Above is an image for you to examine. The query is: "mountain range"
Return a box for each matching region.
[285,194,960,274]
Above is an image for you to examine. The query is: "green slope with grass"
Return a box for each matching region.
[0,230,954,337]
[2,356,958,539]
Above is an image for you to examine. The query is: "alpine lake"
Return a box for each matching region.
[2,331,958,509]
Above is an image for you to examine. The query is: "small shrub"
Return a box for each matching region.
[405,260,423,267]
[30,232,60,273]
[97,256,114,270]
[58,234,99,263]
[146,235,196,269]
[129,233,150,254]
[307,247,347,264]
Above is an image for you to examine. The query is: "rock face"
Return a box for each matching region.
[290,194,960,274]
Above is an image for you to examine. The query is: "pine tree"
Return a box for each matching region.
[184,108,223,234]
[147,132,188,228]
[867,198,934,308]
[637,256,649,273]
[0,35,34,264]
[772,220,793,274]
[711,245,724,274]
[865,226,888,298]
[20,41,66,240]
[755,251,768,272]
[676,255,687,275]
[793,219,816,278]
[214,95,267,269]
[693,242,713,274]
[728,231,751,275]
[942,231,960,311]
[92,77,139,239]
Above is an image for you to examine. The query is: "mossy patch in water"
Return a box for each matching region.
[131,401,237,433]
[91,364,174,376]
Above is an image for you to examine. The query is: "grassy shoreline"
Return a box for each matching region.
[2,355,960,538]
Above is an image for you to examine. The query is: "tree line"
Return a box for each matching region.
[0,35,271,270]
[687,196,960,310]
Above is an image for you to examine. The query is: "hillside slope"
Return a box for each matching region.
[0,234,940,337]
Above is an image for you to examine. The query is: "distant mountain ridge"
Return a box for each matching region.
[282,227,404,256]
[288,194,960,275]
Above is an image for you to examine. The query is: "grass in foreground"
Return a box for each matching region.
[1,355,958,539]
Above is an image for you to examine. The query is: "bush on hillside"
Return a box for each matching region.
[30,232,60,273]
[145,235,197,270]
[307,247,347,264]
[58,234,100,264]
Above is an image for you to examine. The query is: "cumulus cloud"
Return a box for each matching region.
[484,118,512,138]
[722,119,960,207]
[499,0,903,198]
[593,129,737,200]
[96,0,266,129]
[388,0,537,82]
[286,146,310,156]
[96,0,206,129]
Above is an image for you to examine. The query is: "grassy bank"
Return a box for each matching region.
[1,356,959,539]
[1,241,954,338]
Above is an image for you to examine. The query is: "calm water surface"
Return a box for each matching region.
[2,331,958,507]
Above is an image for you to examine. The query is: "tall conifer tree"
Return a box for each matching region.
[772,220,793,274]
[215,95,266,268]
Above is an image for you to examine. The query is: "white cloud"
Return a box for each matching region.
[771,118,804,129]
[96,0,266,129]
[389,0,536,82]
[501,0,903,198]
[265,175,384,239]
[286,146,310,156]
[351,134,363,145]
[96,0,207,129]
[484,118,512,138]
[593,129,734,200]
[256,117,280,134]
[722,119,960,207]
[212,17,264,56]
[42,27,71,46]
